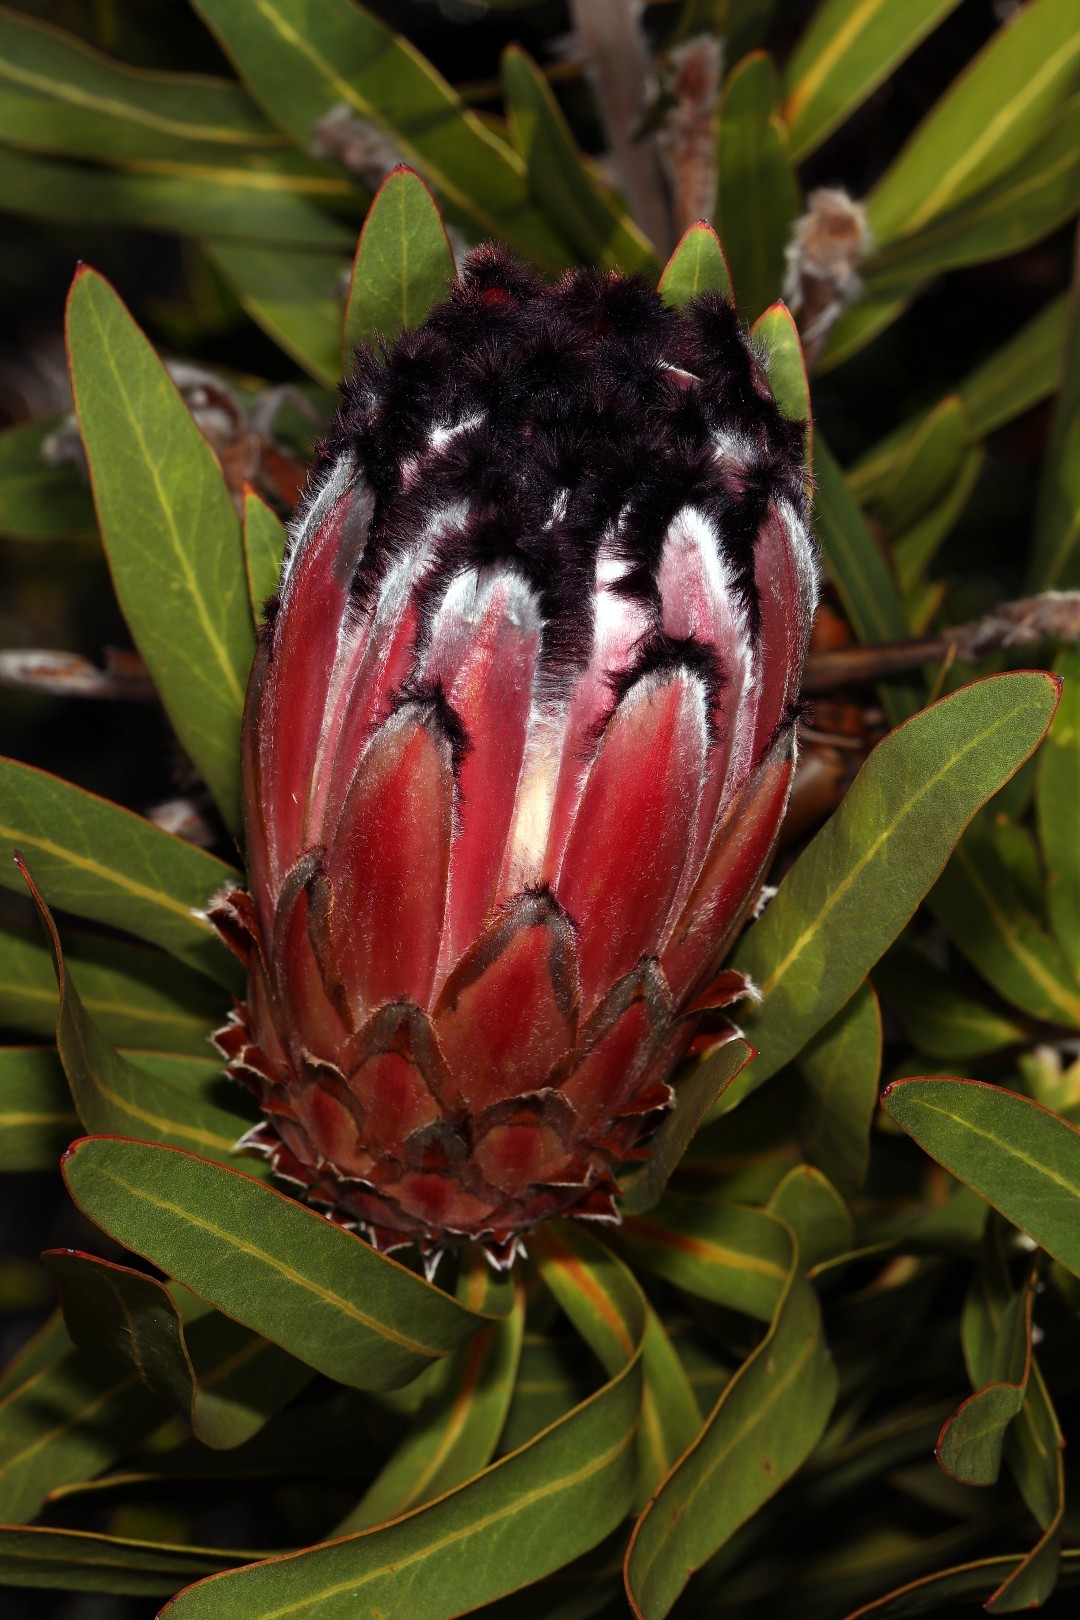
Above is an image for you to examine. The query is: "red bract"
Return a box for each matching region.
[211,249,817,1267]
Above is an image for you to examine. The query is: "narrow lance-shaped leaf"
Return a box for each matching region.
[188,0,574,272]
[874,939,1026,1061]
[0,5,287,163]
[335,1260,523,1532]
[0,760,240,989]
[0,1047,78,1171]
[658,222,733,308]
[342,164,455,366]
[44,1252,311,1451]
[0,1525,260,1600]
[0,1345,166,1526]
[0,416,96,541]
[847,295,1068,497]
[66,267,253,831]
[1029,230,1080,590]
[870,396,967,538]
[619,1196,790,1321]
[242,485,286,623]
[728,672,1060,1097]
[1036,644,1080,972]
[624,1219,837,1619]
[0,923,222,1057]
[937,1267,1036,1486]
[865,0,1080,244]
[783,0,963,162]
[767,1164,854,1271]
[843,1551,1080,1618]
[62,1135,501,1391]
[618,1039,751,1217]
[861,96,1080,296]
[715,52,800,321]
[205,242,348,388]
[813,438,919,723]
[883,1077,1080,1280]
[19,857,260,1164]
[501,46,658,276]
[0,142,357,251]
[159,1248,643,1619]
[927,823,1080,1028]
[798,981,881,1193]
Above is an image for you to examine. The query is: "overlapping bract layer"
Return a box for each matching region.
[212,249,817,1264]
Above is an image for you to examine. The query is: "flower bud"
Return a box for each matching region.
[211,248,817,1267]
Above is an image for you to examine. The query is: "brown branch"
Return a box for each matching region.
[802,591,1080,694]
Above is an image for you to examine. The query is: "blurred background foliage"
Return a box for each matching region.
[1,1,1080,1617]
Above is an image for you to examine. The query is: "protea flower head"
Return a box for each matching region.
[211,247,817,1269]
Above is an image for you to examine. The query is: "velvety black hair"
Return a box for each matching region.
[318,245,807,682]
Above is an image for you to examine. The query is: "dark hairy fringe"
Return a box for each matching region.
[316,245,807,684]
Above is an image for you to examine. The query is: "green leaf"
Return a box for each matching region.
[45,1250,198,1412]
[1037,644,1080,972]
[206,241,347,387]
[0,1346,166,1525]
[798,981,882,1193]
[958,1223,1067,1611]
[811,438,919,721]
[66,267,254,832]
[751,301,812,478]
[0,416,95,541]
[0,4,286,163]
[768,1164,854,1269]
[0,142,357,250]
[817,290,912,374]
[865,0,1080,245]
[618,1039,751,1217]
[963,293,1070,437]
[658,222,733,308]
[893,446,983,592]
[870,397,967,536]
[625,1223,837,1618]
[0,1047,78,1170]
[874,939,1026,1060]
[20,863,257,1162]
[927,824,1080,1028]
[0,1524,256,1598]
[715,52,800,320]
[176,1289,315,1450]
[161,1275,641,1618]
[843,1550,1080,1617]
[502,46,658,275]
[533,1224,678,1514]
[0,1311,72,1402]
[336,1260,523,1531]
[849,296,1069,502]
[883,1077,1080,1278]
[1030,243,1080,589]
[783,0,963,161]
[637,1305,701,1508]
[43,1253,311,1451]
[188,0,574,273]
[62,1136,498,1390]
[938,1270,1035,1485]
[0,923,222,1055]
[342,164,455,366]
[242,485,286,622]
[861,95,1080,295]
[0,759,240,988]
[728,672,1060,1096]
[619,1196,789,1320]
